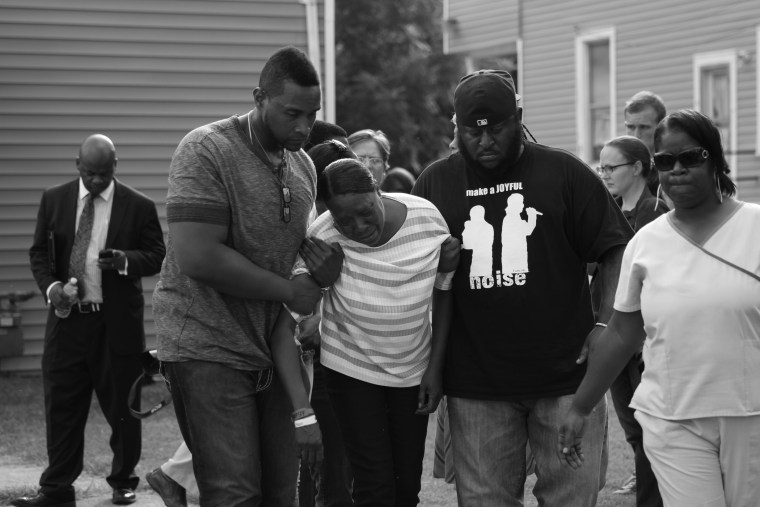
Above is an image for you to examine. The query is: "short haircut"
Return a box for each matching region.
[347,129,391,162]
[318,158,377,204]
[624,91,667,122]
[307,140,357,196]
[380,167,416,193]
[304,120,348,151]
[654,109,736,197]
[605,135,653,177]
[259,46,320,97]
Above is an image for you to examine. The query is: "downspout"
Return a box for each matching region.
[302,0,324,120]
[324,0,336,123]
[516,0,524,108]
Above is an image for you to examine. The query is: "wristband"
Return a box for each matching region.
[594,322,607,328]
[294,415,318,428]
[291,408,315,421]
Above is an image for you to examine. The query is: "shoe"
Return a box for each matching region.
[10,492,76,507]
[146,467,187,507]
[111,488,136,505]
[613,473,636,495]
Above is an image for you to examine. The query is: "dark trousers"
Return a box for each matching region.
[40,310,142,500]
[299,359,353,507]
[609,355,663,507]
[325,368,428,507]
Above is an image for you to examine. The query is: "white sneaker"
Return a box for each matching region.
[613,473,636,495]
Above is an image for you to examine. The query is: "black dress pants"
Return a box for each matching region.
[39,310,142,500]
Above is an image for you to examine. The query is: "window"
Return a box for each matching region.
[576,28,616,164]
[694,50,737,182]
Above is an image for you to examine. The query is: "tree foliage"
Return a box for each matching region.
[335,0,465,174]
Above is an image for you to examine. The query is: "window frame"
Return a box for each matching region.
[693,49,738,183]
[575,27,616,165]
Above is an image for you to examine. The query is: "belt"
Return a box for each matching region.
[73,302,102,313]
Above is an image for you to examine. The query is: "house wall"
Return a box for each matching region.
[0,0,321,372]
[444,0,519,55]
[444,0,760,202]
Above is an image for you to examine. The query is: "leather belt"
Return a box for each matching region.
[73,302,102,313]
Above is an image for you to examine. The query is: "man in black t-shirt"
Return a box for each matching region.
[412,70,632,506]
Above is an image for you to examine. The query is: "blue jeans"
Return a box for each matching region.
[448,394,607,507]
[163,360,299,507]
[325,368,428,507]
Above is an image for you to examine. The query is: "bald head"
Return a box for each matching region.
[77,134,117,196]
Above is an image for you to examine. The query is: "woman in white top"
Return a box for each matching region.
[558,109,760,507]
[271,158,456,506]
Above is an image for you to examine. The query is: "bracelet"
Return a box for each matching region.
[294,415,318,428]
[291,408,315,421]
[594,322,607,328]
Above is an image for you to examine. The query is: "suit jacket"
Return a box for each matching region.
[29,178,166,355]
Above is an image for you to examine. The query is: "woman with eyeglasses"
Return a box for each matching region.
[596,135,668,505]
[598,135,669,231]
[270,157,458,506]
[559,109,760,506]
[347,129,391,186]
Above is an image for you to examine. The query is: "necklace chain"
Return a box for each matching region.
[247,110,291,223]
[248,110,285,176]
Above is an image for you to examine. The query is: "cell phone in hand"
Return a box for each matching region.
[98,249,116,259]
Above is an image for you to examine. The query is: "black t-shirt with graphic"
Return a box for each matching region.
[412,143,633,400]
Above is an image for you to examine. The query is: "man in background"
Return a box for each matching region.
[18,134,165,507]
[623,91,667,197]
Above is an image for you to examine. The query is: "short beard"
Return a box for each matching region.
[456,126,524,174]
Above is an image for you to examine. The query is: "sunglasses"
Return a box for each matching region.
[281,186,291,223]
[653,147,709,172]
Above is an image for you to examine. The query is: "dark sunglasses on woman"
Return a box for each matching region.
[653,147,709,172]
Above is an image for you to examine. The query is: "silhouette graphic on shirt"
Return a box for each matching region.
[501,193,542,274]
[462,205,494,277]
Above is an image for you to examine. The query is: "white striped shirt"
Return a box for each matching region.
[294,193,453,387]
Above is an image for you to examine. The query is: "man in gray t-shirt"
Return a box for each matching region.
[153,46,342,506]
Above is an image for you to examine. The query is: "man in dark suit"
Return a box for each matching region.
[15,134,166,507]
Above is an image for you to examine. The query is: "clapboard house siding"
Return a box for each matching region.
[445,0,760,202]
[445,0,519,55]
[0,0,321,372]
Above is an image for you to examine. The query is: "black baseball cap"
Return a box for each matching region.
[454,69,521,128]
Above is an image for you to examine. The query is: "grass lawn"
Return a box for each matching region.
[0,374,634,506]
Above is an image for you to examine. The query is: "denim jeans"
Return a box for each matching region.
[610,355,663,506]
[163,360,299,507]
[325,368,428,507]
[448,393,607,507]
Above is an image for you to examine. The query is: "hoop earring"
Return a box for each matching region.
[655,184,662,212]
[714,171,723,204]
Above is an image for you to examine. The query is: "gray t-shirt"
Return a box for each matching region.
[154,115,316,370]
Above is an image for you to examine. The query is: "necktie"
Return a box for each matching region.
[68,194,94,299]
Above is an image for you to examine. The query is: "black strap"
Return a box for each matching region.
[128,372,172,419]
[128,350,172,419]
